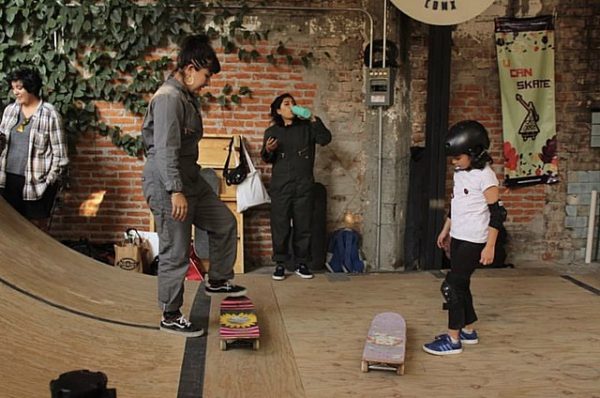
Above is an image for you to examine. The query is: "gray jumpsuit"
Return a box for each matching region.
[141,77,237,312]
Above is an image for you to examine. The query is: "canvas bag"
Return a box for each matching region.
[114,228,147,272]
[236,137,270,212]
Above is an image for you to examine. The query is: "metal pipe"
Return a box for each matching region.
[585,190,597,263]
[376,106,383,270]
[375,0,388,270]
[382,0,387,69]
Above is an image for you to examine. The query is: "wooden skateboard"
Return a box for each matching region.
[219,296,260,351]
[361,312,406,375]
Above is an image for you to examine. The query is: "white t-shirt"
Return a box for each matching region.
[450,165,499,244]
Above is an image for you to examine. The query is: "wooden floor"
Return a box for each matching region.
[1,197,599,398]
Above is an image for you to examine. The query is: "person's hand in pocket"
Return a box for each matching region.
[0,133,6,154]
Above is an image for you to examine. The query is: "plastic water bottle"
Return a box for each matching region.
[291,105,312,120]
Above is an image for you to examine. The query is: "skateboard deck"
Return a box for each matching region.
[361,312,406,375]
[219,296,260,351]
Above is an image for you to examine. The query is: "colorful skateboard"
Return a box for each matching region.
[219,296,260,351]
[361,312,406,375]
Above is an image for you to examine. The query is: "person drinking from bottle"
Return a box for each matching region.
[260,93,332,281]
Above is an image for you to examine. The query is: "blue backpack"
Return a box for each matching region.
[326,229,365,273]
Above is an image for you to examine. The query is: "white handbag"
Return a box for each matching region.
[236,137,271,212]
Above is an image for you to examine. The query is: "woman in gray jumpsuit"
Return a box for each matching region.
[261,93,332,281]
[142,35,246,337]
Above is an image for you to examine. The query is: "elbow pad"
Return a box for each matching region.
[488,201,507,230]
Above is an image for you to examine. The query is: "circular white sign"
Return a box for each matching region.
[390,0,496,25]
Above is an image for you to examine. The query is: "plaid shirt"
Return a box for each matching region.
[0,101,68,200]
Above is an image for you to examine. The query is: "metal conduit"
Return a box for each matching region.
[374,0,388,270]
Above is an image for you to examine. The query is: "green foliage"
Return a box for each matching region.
[0,0,301,157]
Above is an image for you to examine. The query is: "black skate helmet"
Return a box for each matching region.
[445,120,490,157]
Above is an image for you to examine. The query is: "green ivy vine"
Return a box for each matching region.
[0,0,313,157]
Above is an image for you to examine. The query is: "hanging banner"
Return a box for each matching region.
[495,16,558,187]
[390,0,495,25]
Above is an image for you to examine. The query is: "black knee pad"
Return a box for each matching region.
[441,280,458,310]
[441,273,469,310]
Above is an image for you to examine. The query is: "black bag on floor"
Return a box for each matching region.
[50,369,116,398]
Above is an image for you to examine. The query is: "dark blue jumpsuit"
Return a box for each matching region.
[261,118,331,265]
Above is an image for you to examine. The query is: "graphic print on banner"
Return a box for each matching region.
[495,16,558,187]
[389,0,495,25]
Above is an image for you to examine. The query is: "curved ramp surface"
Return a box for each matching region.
[0,197,194,397]
[3,197,600,398]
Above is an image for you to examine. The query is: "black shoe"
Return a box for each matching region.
[272,264,286,281]
[160,314,204,337]
[205,280,248,297]
[294,264,314,279]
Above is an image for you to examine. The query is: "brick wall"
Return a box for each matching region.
[49,0,600,266]
[405,0,599,264]
[50,2,368,268]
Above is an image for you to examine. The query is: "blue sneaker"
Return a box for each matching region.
[423,334,463,356]
[459,329,479,345]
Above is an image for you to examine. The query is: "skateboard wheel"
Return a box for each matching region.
[361,360,369,373]
[220,340,227,351]
[253,340,260,350]
[396,365,405,375]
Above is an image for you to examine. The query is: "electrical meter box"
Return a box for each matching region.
[366,68,394,107]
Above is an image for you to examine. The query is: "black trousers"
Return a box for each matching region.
[446,238,484,330]
[1,173,58,219]
[270,179,314,264]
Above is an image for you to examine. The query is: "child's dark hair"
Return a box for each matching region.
[270,93,296,127]
[7,68,43,98]
[177,34,221,75]
[470,150,493,170]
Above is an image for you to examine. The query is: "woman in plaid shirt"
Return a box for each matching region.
[0,68,68,230]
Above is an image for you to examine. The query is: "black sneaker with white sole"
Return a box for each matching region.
[160,315,204,337]
[272,264,286,280]
[294,264,314,279]
[204,280,248,296]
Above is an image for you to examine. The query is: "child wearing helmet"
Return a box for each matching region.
[423,120,506,356]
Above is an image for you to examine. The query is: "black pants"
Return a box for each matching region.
[446,238,484,330]
[270,179,314,264]
[1,173,58,219]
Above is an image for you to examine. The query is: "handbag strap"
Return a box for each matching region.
[223,137,247,171]
[125,228,142,245]
[223,137,234,174]
[239,137,256,173]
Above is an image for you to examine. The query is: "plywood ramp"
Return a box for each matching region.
[2,197,600,397]
[0,197,200,327]
[569,272,600,292]
[203,275,305,398]
[0,284,185,397]
[0,197,199,397]
[266,271,600,398]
